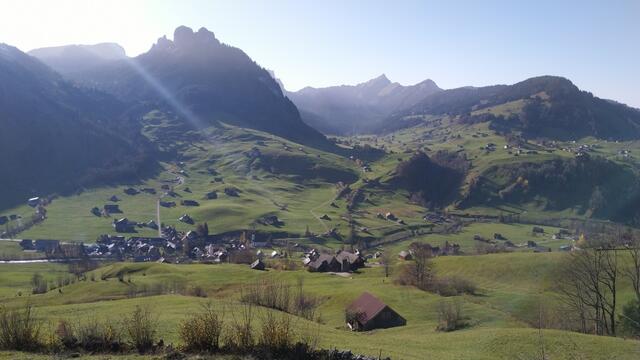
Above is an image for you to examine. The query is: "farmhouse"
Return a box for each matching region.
[113,218,134,233]
[250,259,265,270]
[19,239,34,250]
[103,204,122,214]
[179,214,194,224]
[398,250,412,261]
[305,250,365,272]
[346,292,406,331]
[181,200,200,207]
[160,201,176,208]
[27,197,41,207]
[34,239,60,252]
[206,191,218,199]
[123,188,139,195]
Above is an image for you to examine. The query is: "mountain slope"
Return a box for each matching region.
[403,76,640,140]
[28,43,127,79]
[45,26,333,150]
[288,74,442,134]
[0,44,152,209]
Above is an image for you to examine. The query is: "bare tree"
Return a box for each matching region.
[558,247,618,335]
[380,250,391,278]
[623,235,640,302]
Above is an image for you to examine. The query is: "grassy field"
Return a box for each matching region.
[1,252,639,359]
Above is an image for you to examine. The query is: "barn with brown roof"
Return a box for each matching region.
[346,292,406,331]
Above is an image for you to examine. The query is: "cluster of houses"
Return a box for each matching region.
[397,241,461,260]
[303,249,366,272]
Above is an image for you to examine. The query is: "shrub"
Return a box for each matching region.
[241,277,320,321]
[31,272,47,294]
[76,319,122,352]
[123,306,157,353]
[620,299,640,337]
[433,276,477,296]
[436,299,468,332]
[258,311,294,353]
[224,303,254,352]
[179,303,224,352]
[188,285,207,298]
[0,304,44,351]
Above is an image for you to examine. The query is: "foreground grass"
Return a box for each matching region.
[1,252,640,359]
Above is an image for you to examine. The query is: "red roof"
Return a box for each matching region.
[347,292,388,324]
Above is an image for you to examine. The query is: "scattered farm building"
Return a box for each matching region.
[346,292,406,331]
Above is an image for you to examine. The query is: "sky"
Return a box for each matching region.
[0,0,639,107]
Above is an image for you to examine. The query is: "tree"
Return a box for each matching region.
[380,250,391,278]
[620,299,640,337]
[623,235,640,302]
[407,243,435,290]
[558,247,618,335]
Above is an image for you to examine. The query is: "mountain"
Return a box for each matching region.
[29,43,127,79]
[0,44,152,208]
[36,26,332,150]
[287,74,442,135]
[399,76,640,140]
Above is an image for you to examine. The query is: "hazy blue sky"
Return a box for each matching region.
[1,0,638,107]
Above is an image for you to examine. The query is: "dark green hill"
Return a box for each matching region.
[0,44,154,209]
[54,26,333,151]
[404,76,640,140]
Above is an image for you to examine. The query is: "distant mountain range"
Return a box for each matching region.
[400,76,640,140]
[291,74,640,140]
[287,74,442,135]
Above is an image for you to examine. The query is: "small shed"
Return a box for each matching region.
[398,250,412,261]
[346,292,406,331]
[250,259,266,271]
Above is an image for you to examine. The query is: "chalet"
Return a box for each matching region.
[307,254,342,272]
[141,188,156,194]
[27,197,41,207]
[19,239,34,250]
[306,250,364,272]
[206,191,218,199]
[320,214,331,220]
[0,216,8,225]
[335,250,365,271]
[109,195,120,202]
[179,214,194,224]
[398,250,412,261]
[123,188,139,195]
[160,201,176,208]
[34,239,60,252]
[346,292,406,331]
[262,215,281,226]
[103,204,122,214]
[113,218,134,233]
[181,200,200,207]
[250,259,266,271]
[91,207,101,216]
[532,226,545,234]
[224,187,240,197]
